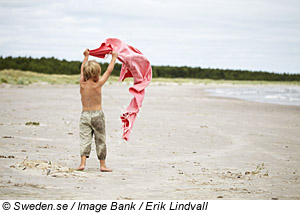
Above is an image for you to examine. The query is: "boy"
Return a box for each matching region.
[77,49,118,172]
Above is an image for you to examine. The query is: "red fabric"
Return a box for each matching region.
[89,38,152,141]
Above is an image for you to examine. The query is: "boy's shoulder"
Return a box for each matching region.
[80,79,102,88]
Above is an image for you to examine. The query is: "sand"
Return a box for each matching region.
[0,82,299,200]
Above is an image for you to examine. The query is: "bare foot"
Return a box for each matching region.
[76,165,85,171]
[100,166,112,172]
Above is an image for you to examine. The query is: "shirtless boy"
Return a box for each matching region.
[77,49,118,172]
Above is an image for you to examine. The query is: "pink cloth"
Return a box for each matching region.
[89,38,152,141]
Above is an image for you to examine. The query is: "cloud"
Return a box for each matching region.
[0,0,299,73]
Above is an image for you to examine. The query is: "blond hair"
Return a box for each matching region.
[83,60,101,81]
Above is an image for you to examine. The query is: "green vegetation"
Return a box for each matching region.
[1,56,300,82]
[0,56,122,76]
[0,69,79,85]
[151,77,300,85]
[1,69,299,85]
[152,65,300,81]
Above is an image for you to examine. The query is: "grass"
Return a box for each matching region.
[1,69,300,85]
[152,77,300,85]
[0,69,79,85]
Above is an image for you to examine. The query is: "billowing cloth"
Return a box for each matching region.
[89,38,152,141]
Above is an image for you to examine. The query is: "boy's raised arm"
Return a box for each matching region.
[80,49,89,82]
[99,52,118,86]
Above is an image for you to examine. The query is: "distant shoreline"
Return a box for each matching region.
[205,85,300,106]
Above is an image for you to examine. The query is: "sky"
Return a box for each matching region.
[0,0,300,74]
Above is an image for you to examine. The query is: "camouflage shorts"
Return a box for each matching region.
[79,110,106,160]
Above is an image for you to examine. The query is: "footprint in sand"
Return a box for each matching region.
[11,158,87,178]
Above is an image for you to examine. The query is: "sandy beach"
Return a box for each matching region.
[0,82,299,200]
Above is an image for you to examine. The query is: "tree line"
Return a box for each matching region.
[1,56,299,81]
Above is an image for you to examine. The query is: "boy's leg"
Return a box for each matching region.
[91,111,112,172]
[100,160,112,172]
[77,114,93,170]
[77,155,87,170]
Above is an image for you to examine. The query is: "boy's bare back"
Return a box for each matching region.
[80,80,102,111]
[79,49,118,111]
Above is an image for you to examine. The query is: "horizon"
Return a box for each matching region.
[1,54,298,75]
[0,0,299,74]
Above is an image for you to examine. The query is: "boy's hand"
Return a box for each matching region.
[83,49,89,57]
[111,51,118,59]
